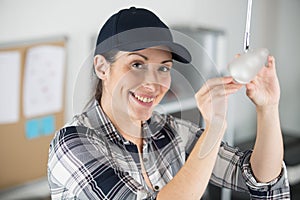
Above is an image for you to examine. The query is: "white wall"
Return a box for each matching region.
[0,0,197,123]
[193,0,300,142]
[275,1,300,136]
[1,0,299,143]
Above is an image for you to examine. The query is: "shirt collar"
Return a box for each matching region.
[83,100,168,145]
[83,100,127,145]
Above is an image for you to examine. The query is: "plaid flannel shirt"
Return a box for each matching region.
[48,101,290,199]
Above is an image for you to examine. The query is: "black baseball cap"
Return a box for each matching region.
[95,7,192,63]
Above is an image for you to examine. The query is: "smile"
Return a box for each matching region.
[130,92,155,104]
[133,93,154,103]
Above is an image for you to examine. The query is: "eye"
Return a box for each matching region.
[158,66,171,72]
[131,62,145,69]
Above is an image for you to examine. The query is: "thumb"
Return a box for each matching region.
[234,53,241,58]
[246,82,255,98]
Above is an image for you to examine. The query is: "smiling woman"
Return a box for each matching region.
[47,6,290,200]
[97,48,172,121]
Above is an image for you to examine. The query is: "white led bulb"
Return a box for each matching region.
[228,48,269,84]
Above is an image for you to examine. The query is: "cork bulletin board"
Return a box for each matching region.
[0,37,67,189]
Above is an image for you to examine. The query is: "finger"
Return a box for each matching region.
[245,82,256,97]
[196,84,239,121]
[234,53,241,58]
[267,55,276,70]
[200,81,242,103]
[246,82,255,91]
[225,84,243,95]
[197,85,241,108]
[197,76,234,96]
[219,84,242,96]
[206,76,233,87]
[198,81,242,99]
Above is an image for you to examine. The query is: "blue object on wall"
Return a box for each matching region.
[25,115,55,139]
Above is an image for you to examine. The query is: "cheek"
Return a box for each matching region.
[112,70,143,94]
[159,76,171,95]
[161,75,171,90]
[123,71,144,88]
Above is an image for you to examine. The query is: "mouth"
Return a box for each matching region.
[129,91,155,107]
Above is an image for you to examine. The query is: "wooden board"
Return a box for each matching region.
[0,38,66,189]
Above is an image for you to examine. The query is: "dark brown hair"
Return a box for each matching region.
[94,50,119,102]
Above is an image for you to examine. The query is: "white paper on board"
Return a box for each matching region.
[23,45,65,118]
[0,51,21,124]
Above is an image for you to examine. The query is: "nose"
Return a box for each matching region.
[144,66,159,84]
[142,65,160,91]
[142,82,156,92]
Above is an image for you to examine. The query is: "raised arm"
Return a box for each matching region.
[157,77,242,199]
[246,56,283,182]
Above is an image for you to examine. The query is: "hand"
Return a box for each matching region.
[195,77,242,126]
[246,56,280,108]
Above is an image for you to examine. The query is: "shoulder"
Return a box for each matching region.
[151,112,203,143]
[49,125,107,155]
[152,111,202,135]
[53,125,96,141]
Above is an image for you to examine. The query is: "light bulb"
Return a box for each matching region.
[228,48,269,84]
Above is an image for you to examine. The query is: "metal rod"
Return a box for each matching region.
[243,0,253,52]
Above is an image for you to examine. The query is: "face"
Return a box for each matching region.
[99,47,173,123]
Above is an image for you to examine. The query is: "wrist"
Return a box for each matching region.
[197,118,226,160]
[205,117,227,133]
[256,104,279,114]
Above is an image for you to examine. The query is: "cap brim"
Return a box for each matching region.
[117,41,191,64]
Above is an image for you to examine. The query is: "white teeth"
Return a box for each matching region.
[133,93,154,103]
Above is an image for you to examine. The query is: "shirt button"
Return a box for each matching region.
[154,185,160,191]
[143,158,148,162]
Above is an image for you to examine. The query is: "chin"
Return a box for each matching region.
[130,109,153,122]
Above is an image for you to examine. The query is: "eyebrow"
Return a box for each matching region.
[127,52,173,64]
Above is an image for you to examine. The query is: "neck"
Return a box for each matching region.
[100,97,143,147]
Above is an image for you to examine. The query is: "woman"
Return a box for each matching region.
[48,7,290,199]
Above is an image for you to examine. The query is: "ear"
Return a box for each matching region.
[94,55,110,80]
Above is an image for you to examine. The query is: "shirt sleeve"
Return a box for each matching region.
[171,117,290,199]
[171,116,203,157]
[210,142,291,199]
[48,126,153,200]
